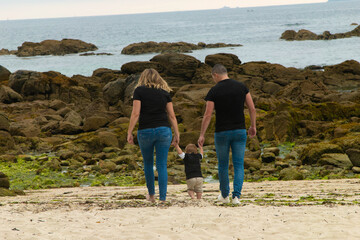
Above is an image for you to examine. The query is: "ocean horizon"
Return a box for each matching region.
[0,0,359,76]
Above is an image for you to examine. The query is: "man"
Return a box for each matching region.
[198,64,256,204]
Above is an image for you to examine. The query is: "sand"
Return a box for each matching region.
[1,179,360,240]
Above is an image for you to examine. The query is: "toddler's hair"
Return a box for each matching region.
[185,144,198,154]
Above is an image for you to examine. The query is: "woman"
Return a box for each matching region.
[127,68,179,202]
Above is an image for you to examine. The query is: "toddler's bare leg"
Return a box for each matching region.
[196,192,202,199]
[187,190,196,199]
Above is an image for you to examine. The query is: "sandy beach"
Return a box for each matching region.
[1,179,360,240]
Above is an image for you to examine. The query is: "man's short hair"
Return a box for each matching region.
[212,64,228,75]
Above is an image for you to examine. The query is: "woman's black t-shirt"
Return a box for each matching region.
[133,86,172,130]
[205,79,249,132]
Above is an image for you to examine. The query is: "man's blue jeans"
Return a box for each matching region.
[214,129,247,199]
[137,127,172,201]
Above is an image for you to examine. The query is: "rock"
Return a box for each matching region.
[0,49,11,56]
[59,150,75,160]
[16,39,98,57]
[324,60,360,75]
[121,41,241,55]
[0,65,11,81]
[244,158,262,170]
[150,53,201,85]
[49,100,67,110]
[280,25,360,41]
[300,143,343,165]
[121,61,164,74]
[0,131,16,153]
[262,82,282,94]
[83,116,109,132]
[205,53,241,69]
[318,153,353,169]
[279,168,304,180]
[92,68,123,84]
[0,155,17,163]
[178,132,199,148]
[247,137,260,151]
[10,120,41,137]
[346,148,360,167]
[99,160,117,172]
[334,127,349,138]
[102,79,126,106]
[41,120,59,132]
[64,111,82,126]
[280,30,297,41]
[351,23,359,26]
[0,172,10,189]
[352,166,360,173]
[245,150,261,159]
[98,131,119,148]
[56,107,73,117]
[263,147,280,156]
[45,158,62,171]
[191,64,213,84]
[79,52,112,56]
[0,85,23,103]
[0,112,10,132]
[58,121,83,134]
[261,152,276,163]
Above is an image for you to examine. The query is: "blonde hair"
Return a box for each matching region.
[135,68,172,92]
[185,144,198,154]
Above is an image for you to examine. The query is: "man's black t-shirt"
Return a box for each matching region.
[205,79,249,132]
[133,86,172,130]
[183,153,203,180]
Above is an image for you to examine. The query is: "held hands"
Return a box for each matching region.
[198,135,205,147]
[171,133,180,146]
[248,126,256,138]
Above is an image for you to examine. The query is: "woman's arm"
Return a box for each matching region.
[127,100,141,144]
[166,102,180,146]
[198,101,214,147]
[245,93,256,138]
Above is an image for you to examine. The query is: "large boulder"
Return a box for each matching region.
[346,148,360,167]
[64,111,82,126]
[318,153,353,169]
[300,143,343,165]
[16,39,98,57]
[0,172,10,189]
[0,131,15,154]
[0,65,11,81]
[279,168,304,180]
[324,60,360,76]
[0,112,10,132]
[205,53,241,69]
[121,41,241,55]
[83,116,109,132]
[121,61,164,74]
[9,119,41,137]
[0,85,23,103]
[103,79,126,106]
[280,30,297,41]
[150,53,201,85]
[98,131,119,148]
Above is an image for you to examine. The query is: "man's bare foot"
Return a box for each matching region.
[146,194,155,202]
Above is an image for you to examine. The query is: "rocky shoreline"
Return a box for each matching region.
[121,41,242,55]
[0,52,359,195]
[0,39,98,57]
[280,25,360,41]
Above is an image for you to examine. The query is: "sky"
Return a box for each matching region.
[0,0,328,20]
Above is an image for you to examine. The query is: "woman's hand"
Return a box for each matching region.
[127,133,134,144]
[171,133,179,146]
[198,135,205,147]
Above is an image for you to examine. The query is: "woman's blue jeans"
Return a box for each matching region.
[137,127,172,201]
[214,129,247,199]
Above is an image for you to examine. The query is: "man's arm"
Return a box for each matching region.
[245,93,256,138]
[198,101,214,147]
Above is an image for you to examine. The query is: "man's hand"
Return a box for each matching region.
[198,136,205,147]
[248,126,256,138]
[127,133,134,144]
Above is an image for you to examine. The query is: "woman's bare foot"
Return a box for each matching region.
[146,194,155,202]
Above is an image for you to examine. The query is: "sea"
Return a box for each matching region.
[0,0,359,77]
